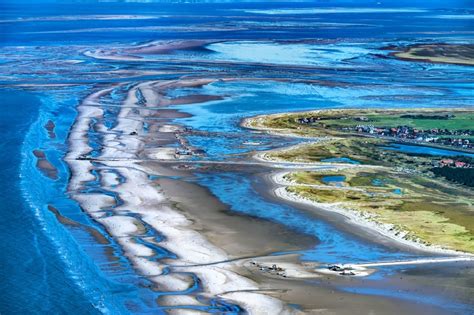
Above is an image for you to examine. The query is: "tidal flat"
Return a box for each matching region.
[1,1,474,314]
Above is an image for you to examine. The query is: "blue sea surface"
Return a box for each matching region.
[1,0,473,313]
[0,90,116,314]
[322,175,346,184]
[0,87,157,314]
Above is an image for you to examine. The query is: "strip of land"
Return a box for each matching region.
[65,80,328,313]
[391,43,474,66]
[243,108,474,255]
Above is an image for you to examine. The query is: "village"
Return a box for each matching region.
[349,124,473,150]
[296,115,473,150]
[296,115,474,170]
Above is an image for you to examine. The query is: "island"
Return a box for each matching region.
[244,108,474,254]
[391,43,474,66]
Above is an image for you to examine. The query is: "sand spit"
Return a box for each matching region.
[44,120,56,139]
[125,40,216,55]
[314,256,474,277]
[84,40,216,62]
[66,81,299,314]
[63,79,468,313]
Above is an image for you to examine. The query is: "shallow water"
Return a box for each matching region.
[193,172,416,264]
[0,89,127,314]
[321,157,360,164]
[322,175,346,184]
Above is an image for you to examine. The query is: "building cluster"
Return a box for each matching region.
[295,114,474,153]
[351,125,473,150]
[296,115,368,124]
[436,158,472,168]
[296,116,322,124]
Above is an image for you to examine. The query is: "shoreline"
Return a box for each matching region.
[244,113,474,258]
[65,81,303,313]
[272,171,472,258]
[64,79,473,313]
[389,43,474,67]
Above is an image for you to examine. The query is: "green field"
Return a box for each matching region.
[319,111,474,130]
[248,109,474,141]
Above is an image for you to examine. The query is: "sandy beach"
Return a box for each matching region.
[4,3,474,314]
[62,77,466,314]
[52,37,471,313]
[60,73,474,314]
[65,80,312,313]
[244,114,474,258]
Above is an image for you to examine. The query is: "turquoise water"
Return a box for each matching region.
[321,157,360,164]
[322,175,346,184]
[1,0,473,313]
[372,178,386,186]
[382,143,474,158]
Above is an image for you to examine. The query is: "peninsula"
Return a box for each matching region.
[244,108,474,254]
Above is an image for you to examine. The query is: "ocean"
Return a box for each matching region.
[1,1,473,313]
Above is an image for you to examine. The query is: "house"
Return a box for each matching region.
[440,159,454,167]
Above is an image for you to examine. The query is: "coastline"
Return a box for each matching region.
[244,114,474,258]
[4,3,474,313]
[64,80,471,314]
[272,171,471,257]
[64,81,304,313]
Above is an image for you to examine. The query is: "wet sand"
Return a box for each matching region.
[391,43,474,66]
[63,76,471,314]
[33,149,58,180]
[66,81,302,313]
[147,168,450,314]
[156,176,316,258]
[44,120,56,139]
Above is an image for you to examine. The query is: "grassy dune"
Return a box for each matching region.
[287,169,474,253]
[249,108,474,253]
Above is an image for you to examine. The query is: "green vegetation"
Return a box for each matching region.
[252,108,474,132]
[294,109,473,131]
[249,108,474,253]
[288,169,474,253]
[432,167,474,187]
[253,108,473,171]
[321,112,474,130]
[270,138,389,165]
